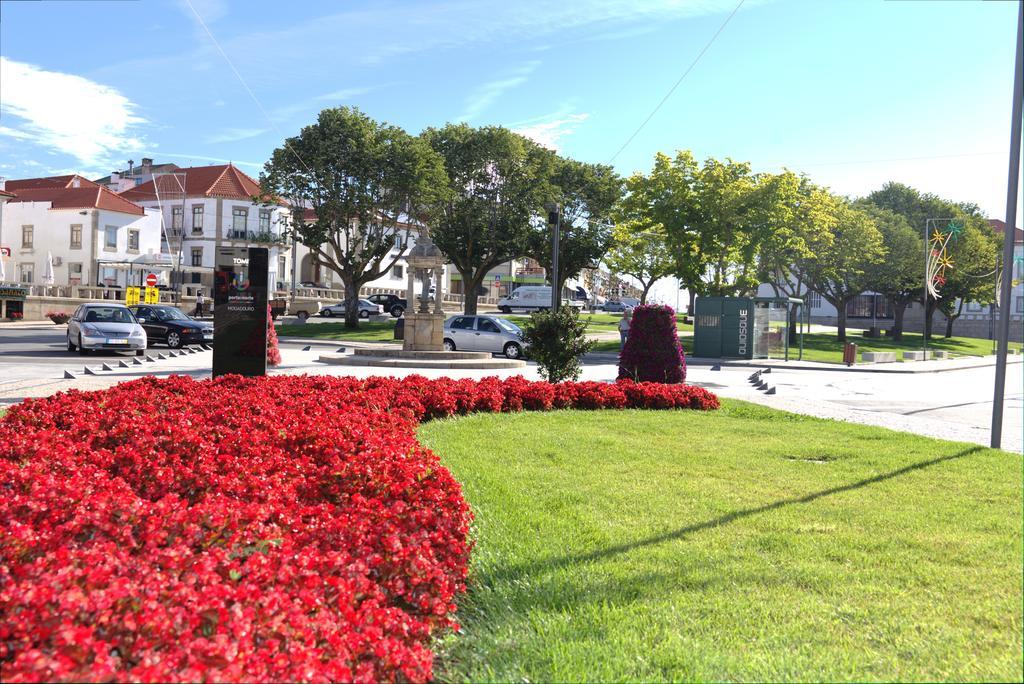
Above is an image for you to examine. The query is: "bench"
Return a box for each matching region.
[932,350,950,359]
[902,350,932,361]
[861,351,897,363]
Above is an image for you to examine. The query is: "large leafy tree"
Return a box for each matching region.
[757,171,839,338]
[260,107,447,328]
[866,182,995,339]
[935,219,999,337]
[605,169,677,304]
[422,124,556,315]
[802,200,885,341]
[528,158,622,297]
[859,201,922,340]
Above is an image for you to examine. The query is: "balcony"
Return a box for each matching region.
[227,230,286,245]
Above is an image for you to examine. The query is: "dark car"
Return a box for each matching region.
[366,293,408,318]
[129,304,213,349]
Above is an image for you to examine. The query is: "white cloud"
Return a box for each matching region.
[204,127,268,144]
[0,57,145,168]
[158,152,262,169]
[270,86,376,122]
[458,61,541,122]
[514,112,590,151]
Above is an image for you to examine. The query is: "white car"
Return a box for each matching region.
[67,303,147,355]
[443,314,527,359]
[319,299,384,319]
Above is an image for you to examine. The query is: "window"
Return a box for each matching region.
[19,263,34,283]
[1017,297,1024,314]
[806,291,822,309]
[70,224,82,249]
[259,209,271,232]
[450,317,475,330]
[394,234,404,250]
[192,205,204,233]
[279,256,287,279]
[68,263,83,285]
[191,247,203,268]
[392,264,404,279]
[104,226,118,249]
[232,207,248,232]
[101,267,117,285]
[478,318,500,333]
[171,206,184,230]
[21,225,33,248]
[128,230,140,252]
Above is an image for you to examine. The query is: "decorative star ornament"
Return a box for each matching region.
[944,220,964,240]
[931,229,947,244]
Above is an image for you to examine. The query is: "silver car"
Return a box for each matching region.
[443,314,526,359]
[67,303,147,355]
[319,299,384,319]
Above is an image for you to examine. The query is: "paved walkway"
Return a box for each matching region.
[1,343,1020,453]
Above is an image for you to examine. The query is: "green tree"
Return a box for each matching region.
[936,220,999,337]
[757,172,840,338]
[859,201,922,340]
[422,124,555,315]
[528,158,622,297]
[520,307,594,383]
[604,222,675,305]
[260,107,447,328]
[802,200,886,341]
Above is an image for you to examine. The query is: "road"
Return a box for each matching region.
[1,323,1021,452]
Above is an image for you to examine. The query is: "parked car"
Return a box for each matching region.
[366,293,407,317]
[602,300,631,313]
[442,314,526,359]
[67,303,147,355]
[298,281,327,289]
[128,304,213,348]
[319,299,384,319]
[496,286,584,313]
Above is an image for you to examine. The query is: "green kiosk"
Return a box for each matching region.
[693,296,805,360]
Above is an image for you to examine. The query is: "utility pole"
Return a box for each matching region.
[991,0,1023,450]
[545,203,561,310]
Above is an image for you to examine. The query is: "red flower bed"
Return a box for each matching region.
[0,374,718,682]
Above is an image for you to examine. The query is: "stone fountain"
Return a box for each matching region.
[315,230,526,369]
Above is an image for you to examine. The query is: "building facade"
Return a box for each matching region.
[0,175,162,288]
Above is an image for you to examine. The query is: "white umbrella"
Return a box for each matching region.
[43,251,55,285]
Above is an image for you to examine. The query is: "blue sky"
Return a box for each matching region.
[0,0,1019,226]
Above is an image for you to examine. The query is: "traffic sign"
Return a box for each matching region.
[144,287,159,304]
[494,275,501,283]
[145,273,158,287]
[125,287,141,306]
[0,246,10,257]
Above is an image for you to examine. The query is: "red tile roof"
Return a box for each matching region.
[8,186,145,215]
[989,219,1023,245]
[5,175,99,191]
[119,164,263,202]
[0,189,16,199]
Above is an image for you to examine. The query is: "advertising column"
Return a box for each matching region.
[213,246,269,377]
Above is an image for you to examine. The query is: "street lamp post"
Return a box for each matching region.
[545,203,561,310]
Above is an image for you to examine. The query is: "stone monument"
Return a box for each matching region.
[402,231,446,351]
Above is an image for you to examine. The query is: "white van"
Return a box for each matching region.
[496,286,583,313]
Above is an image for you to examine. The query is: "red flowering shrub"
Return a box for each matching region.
[618,304,687,384]
[46,311,70,325]
[0,374,718,683]
[266,305,281,366]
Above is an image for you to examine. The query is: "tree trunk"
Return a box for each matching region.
[640,280,653,305]
[342,275,360,329]
[836,305,848,342]
[462,268,485,315]
[943,299,964,338]
[687,289,696,315]
[924,297,938,340]
[892,300,907,340]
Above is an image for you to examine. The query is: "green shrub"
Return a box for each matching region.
[520,306,595,383]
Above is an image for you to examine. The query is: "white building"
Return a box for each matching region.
[118,164,294,293]
[1,175,162,287]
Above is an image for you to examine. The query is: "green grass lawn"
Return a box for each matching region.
[275,319,397,342]
[795,330,1021,364]
[419,404,1023,682]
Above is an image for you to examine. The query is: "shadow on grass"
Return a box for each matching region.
[487,445,984,586]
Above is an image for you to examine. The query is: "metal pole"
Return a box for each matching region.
[923,218,930,357]
[991,0,1023,450]
[546,203,561,310]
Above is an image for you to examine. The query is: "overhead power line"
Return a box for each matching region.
[608,0,746,164]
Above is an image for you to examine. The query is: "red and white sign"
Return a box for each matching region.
[145,273,158,287]
[0,247,10,257]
